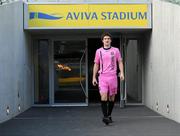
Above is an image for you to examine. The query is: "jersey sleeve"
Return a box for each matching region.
[94,49,100,64]
[116,48,122,61]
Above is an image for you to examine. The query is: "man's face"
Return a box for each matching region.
[102,36,111,46]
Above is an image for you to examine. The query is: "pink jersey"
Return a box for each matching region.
[94,46,122,75]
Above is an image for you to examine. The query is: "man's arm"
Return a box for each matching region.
[118,60,124,81]
[92,63,99,86]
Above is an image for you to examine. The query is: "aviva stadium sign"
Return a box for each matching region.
[25,4,151,29]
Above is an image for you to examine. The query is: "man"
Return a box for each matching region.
[92,32,124,125]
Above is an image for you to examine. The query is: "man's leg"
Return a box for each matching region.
[99,75,111,125]
[100,93,110,125]
[108,95,116,122]
[107,75,118,123]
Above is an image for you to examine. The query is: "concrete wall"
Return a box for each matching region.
[0,1,32,123]
[143,0,180,123]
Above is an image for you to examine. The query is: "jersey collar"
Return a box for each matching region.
[103,46,111,50]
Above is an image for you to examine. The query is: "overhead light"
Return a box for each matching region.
[57,64,72,71]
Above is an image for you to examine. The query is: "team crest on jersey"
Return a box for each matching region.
[111,52,115,56]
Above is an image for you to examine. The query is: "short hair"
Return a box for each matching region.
[101,32,112,40]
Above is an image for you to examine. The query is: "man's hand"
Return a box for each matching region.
[120,73,125,81]
[92,78,98,86]
[118,60,124,81]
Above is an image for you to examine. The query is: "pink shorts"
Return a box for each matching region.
[98,74,118,96]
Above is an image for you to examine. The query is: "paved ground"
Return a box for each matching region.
[0,105,180,136]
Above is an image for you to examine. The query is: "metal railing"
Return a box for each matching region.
[0,0,9,5]
[162,0,180,5]
[0,0,27,5]
[0,0,16,5]
[0,0,153,4]
[25,0,152,4]
[2,0,179,6]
